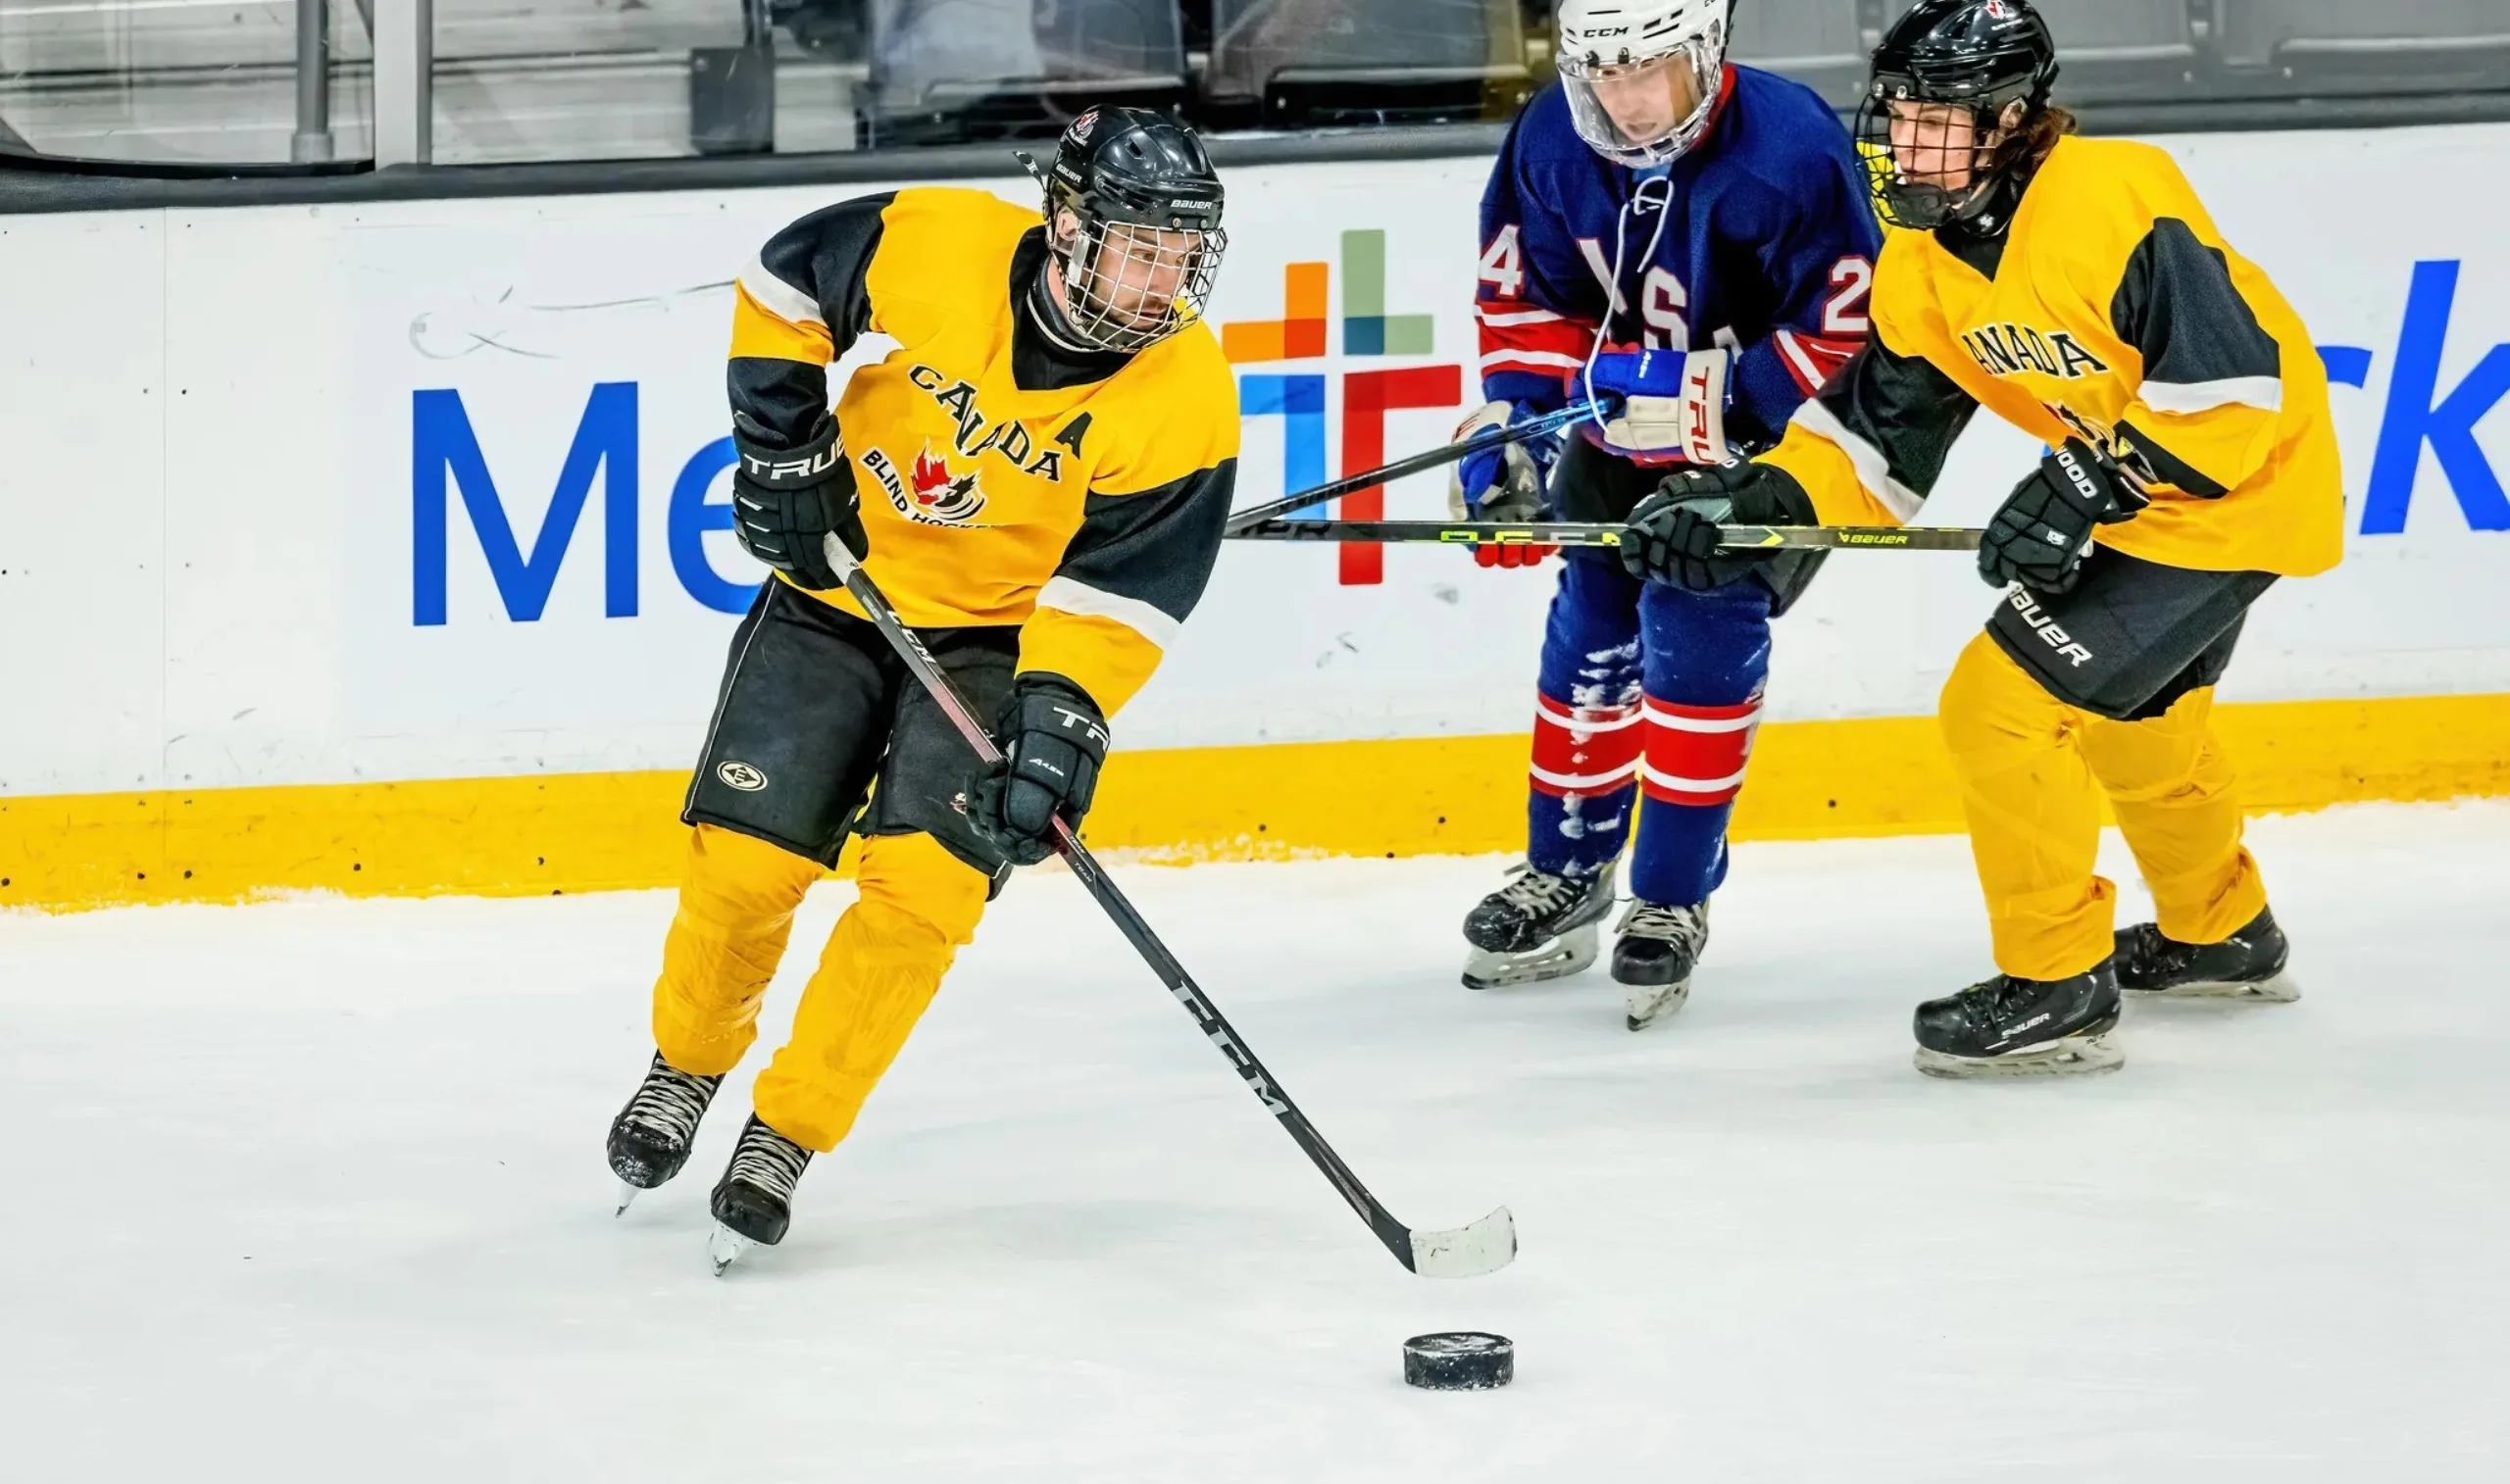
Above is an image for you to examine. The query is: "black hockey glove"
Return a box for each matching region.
[970,674,1109,867]
[1620,460,1816,591]
[730,412,867,592]
[1979,438,2147,596]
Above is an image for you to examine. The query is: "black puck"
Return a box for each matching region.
[1402,1331,1514,1390]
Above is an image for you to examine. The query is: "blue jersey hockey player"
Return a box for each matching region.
[1451,0,1882,1027]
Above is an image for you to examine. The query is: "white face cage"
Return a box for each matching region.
[1558,30,1727,169]
[1051,214,1226,354]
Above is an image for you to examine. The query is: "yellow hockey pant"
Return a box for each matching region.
[649,823,989,1152]
[1938,632,2267,981]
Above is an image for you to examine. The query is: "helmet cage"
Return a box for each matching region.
[1556,17,1728,168]
[1853,71,2041,230]
[1037,112,1228,354]
[1044,197,1226,354]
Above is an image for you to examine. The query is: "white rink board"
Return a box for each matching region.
[4,124,2510,797]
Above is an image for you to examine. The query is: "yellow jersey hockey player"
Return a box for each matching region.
[604,108,1238,1261]
[1620,0,2340,1077]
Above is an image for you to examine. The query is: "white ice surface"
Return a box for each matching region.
[5,804,2508,1481]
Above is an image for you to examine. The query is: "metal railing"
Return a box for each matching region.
[293,0,333,161]
[4,0,2509,173]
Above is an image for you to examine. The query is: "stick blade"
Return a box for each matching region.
[1408,1206,1517,1278]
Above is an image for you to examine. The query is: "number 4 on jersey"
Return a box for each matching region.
[1479,224,1525,299]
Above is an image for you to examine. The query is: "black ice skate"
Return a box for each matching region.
[2115,907,2296,1002]
[707,1114,814,1274]
[607,1052,725,1214]
[1461,863,1616,990]
[1912,961,2125,1079]
[1613,900,1708,1031]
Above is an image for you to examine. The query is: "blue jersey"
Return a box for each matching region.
[1475,67,1883,454]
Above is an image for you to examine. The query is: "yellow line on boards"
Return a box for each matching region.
[5,692,2508,914]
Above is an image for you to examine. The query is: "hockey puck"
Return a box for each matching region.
[1402,1331,1514,1391]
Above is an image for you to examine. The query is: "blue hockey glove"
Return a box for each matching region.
[1578,348,1734,463]
[1447,400,1563,569]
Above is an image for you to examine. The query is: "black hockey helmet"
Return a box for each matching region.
[1028,107,1227,353]
[1855,0,2060,231]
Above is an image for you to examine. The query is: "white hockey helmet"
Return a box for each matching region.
[1555,0,1732,168]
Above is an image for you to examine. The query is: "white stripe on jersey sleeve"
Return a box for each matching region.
[2140,375,2284,416]
[1035,576,1182,650]
[1477,306,1570,327]
[737,252,827,329]
[1480,350,1585,373]
[1789,398,1923,522]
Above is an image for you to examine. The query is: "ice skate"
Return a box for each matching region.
[607,1052,725,1214]
[1614,899,1708,1030]
[1460,863,1617,989]
[1912,960,2125,1079]
[707,1113,814,1273]
[2115,907,2296,1002]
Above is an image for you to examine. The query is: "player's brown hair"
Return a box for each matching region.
[1992,103,2078,176]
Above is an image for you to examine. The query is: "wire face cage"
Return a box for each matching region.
[1051,213,1227,352]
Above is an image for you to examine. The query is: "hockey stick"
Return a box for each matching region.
[819,534,1518,1280]
[1229,517,1985,552]
[1223,402,1593,535]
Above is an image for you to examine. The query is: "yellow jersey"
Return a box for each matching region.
[728,186,1240,714]
[1764,135,2341,577]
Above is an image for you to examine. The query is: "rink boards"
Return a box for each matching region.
[5,124,2510,909]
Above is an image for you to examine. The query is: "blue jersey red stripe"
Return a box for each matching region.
[1474,67,1884,451]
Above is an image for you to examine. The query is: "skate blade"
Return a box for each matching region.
[1914,1032,2125,1080]
[1462,925,1600,991]
[1623,977,1692,1031]
[706,1223,755,1276]
[2129,971,2300,1004]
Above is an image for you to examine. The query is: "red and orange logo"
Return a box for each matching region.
[906,443,985,522]
[860,441,988,525]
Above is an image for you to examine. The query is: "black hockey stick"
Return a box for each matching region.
[1230,517,1985,551]
[819,535,1518,1279]
[1223,402,1593,535]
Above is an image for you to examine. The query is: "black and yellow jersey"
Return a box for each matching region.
[1763,135,2341,578]
[728,185,1240,716]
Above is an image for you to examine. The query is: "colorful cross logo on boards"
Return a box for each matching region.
[1225,229,1462,585]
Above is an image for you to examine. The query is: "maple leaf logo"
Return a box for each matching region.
[905,444,985,522]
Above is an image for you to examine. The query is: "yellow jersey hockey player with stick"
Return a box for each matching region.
[603,108,1237,1262]
[1620,0,2340,1077]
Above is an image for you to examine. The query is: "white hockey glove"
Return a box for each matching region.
[1578,348,1732,463]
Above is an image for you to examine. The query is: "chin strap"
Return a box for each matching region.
[1960,128,2052,238]
[1026,262,1103,357]
[1960,171,2029,238]
[1014,144,1109,357]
